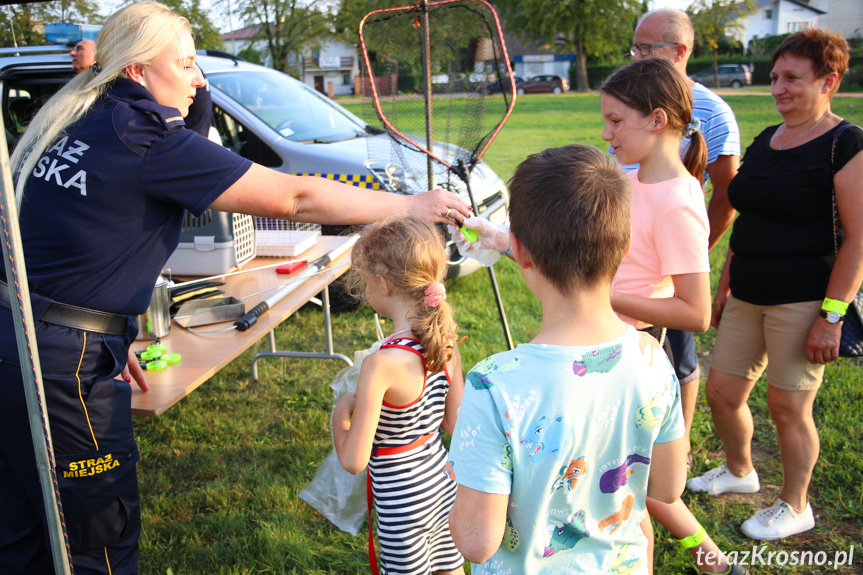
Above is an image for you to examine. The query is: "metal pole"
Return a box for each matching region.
[0,117,72,572]
[456,161,513,350]
[419,0,434,190]
[7,6,18,48]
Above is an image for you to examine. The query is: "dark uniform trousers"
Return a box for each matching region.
[0,300,141,575]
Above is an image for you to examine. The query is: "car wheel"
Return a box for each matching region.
[553,86,562,94]
[517,87,525,95]
[731,80,742,88]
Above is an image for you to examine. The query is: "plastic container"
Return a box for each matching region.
[165,211,256,276]
[254,217,320,257]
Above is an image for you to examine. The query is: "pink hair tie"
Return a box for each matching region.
[424,282,447,308]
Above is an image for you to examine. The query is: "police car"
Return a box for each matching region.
[0,46,509,280]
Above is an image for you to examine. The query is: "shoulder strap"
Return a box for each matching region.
[829,123,862,254]
[379,339,428,370]
[832,122,861,145]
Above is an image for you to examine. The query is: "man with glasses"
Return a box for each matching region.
[629,9,741,251]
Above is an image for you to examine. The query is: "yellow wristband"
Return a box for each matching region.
[676,524,707,550]
[822,298,849,315]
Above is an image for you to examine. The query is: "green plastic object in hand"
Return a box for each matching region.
[460,226,478,243]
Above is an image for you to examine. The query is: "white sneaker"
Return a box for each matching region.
[741,499,815,540]
[687,464,760,495]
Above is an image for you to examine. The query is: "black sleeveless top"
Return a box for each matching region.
[727,121,863,305]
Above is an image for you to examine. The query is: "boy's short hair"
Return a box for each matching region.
[508,144,631,294]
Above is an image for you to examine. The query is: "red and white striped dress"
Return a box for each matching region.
[367,337,463,575]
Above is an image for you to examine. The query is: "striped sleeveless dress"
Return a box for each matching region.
[368,337,463,575]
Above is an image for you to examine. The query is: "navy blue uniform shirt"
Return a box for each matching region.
[13,77,252,316]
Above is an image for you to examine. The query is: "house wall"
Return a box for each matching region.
[301,40,360,97]
[513,55,571,80]
[776,0,821,35]
[737,0,821,48]
[740,5,780,47]
[815,0,863,38]
[220,33,360,97]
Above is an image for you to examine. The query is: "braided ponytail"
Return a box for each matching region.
[346,217,457,372]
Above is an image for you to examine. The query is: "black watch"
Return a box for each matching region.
[819,309,844,324]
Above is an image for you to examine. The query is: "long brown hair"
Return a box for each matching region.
[601,58,707,185]
[346,218,456,373]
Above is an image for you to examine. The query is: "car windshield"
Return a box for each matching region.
[207,69,367,143]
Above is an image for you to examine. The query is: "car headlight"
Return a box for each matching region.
[365,160,426,194]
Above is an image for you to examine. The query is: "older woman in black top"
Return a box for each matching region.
[687,28,863,540]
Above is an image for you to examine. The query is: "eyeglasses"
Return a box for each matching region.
[629,43,681,57]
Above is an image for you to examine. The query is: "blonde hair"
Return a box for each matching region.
[346,218,457,373]
[11,1,191,206]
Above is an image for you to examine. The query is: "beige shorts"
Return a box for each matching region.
[710,296,825,391]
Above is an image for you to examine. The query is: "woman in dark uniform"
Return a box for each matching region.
[0,2,469,573]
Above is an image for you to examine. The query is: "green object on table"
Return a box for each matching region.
[460,226,478,243]
[147,342,167,354]
[163,353,182,364]
[140,350,162,361]
[145,360,167,371]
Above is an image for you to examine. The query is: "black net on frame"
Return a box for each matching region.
[359,0,514,194]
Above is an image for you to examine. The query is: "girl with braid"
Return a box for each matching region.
[333,217,465,575]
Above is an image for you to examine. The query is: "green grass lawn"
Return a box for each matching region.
[135,93,863,574]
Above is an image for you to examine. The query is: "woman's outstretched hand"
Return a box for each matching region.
[414,189,472,224]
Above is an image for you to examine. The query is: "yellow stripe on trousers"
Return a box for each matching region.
[75,332,99,450]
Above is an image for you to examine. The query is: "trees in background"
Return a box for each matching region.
[0,0,221,50]
[688,0,757,87]
[162,0,224,50]
[494,0,645,92]
[231,0,330,76]
[0,0,101,47]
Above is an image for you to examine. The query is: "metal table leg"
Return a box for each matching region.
[250,285,353,380]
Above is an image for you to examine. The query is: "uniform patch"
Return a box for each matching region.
[62,453,120,478]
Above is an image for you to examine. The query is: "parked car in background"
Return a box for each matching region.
[517,74,569,95]
[479,75,525,94]
[689,64,752,88]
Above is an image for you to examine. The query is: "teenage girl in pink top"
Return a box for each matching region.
[600,59,746,575]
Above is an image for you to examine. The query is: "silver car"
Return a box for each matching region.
[0,48,509,279]
[198,54,508,278]
[689,64,752,88]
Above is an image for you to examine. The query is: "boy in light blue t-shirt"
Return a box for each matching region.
[448,145,688,574]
